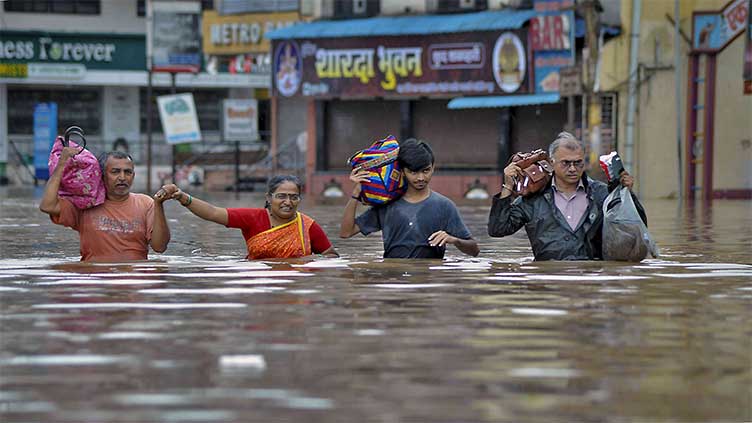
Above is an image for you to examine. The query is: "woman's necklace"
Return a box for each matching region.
[268,210,294,228]
[267,210,280,227]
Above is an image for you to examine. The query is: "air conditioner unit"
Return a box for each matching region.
[434,0,486,13]
[353,0,367,14]
[381,0,427,15]
[502,0,530,8]
[489,0,509,8]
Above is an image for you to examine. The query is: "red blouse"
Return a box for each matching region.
[226,208,332,254]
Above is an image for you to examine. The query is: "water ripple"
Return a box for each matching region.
[0,354,135,366]
[32,302,248,310]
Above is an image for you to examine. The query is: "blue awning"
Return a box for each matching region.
[267,9,537,40]
[574,18,621,38]
[447,93,561,109]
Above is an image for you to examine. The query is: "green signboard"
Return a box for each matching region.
[0,31,146,71]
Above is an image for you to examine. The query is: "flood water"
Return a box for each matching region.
[1,187,750,422]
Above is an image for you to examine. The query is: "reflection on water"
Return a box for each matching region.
[1,188,751,422]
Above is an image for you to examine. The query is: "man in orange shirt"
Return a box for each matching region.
[40,148,171,262]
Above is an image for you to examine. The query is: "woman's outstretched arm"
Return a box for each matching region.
[160,184,229,226]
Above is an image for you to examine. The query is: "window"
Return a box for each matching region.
[4,0,101,14]
[137,0,214,16]
[50,2,75,13]
[7,88,102,135]
[219,0,297,14]
[299,0,314,16]
[333,0,379,18]
[435,0,487,13]
[600,93,618,155]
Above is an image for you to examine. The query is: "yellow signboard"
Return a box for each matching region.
[0,63,28,78]
[202,11,300,55]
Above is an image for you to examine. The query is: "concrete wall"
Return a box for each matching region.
[308,171,502,203]
[0,0,145,34]
[600,0,751,199]
[380,0,427,15]
[713,39,752,192]
[277,97,308,147]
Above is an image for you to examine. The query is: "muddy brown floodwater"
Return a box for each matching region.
[1,187,750,422]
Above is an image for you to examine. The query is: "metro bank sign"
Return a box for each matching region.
[202,11,300,55]
[0,31,145,70]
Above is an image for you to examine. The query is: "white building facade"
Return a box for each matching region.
[0,0,267,182]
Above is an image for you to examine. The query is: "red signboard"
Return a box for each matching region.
[723,0,749,33]
[529,14,572,50]
[271,30,529,98]
[744,0,752,94]
[692,0,749,52]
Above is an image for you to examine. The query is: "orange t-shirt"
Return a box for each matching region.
[51,193,155,262]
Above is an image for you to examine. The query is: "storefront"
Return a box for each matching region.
[267,8,574,200]
[0,30,266,166]
[201,10,302,143]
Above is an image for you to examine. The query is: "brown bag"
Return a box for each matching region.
[508,149,553,197]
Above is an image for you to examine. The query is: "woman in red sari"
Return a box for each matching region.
[158,175,337,259]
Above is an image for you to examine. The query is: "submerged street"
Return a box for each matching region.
[1,188,750,422]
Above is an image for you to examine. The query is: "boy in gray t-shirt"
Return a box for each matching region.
[340,139,479,259]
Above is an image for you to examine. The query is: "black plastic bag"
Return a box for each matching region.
[602,187,659,261]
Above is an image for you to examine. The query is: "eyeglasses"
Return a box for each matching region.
[271,193,301,202]
[556,159,585,169]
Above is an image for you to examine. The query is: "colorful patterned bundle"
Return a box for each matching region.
[347,135,407,206]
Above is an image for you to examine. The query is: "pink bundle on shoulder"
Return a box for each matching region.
[47,127,105,209]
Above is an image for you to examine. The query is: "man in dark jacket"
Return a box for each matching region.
[488,132,646,261]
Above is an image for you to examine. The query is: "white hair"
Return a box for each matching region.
[548,131,585,157]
